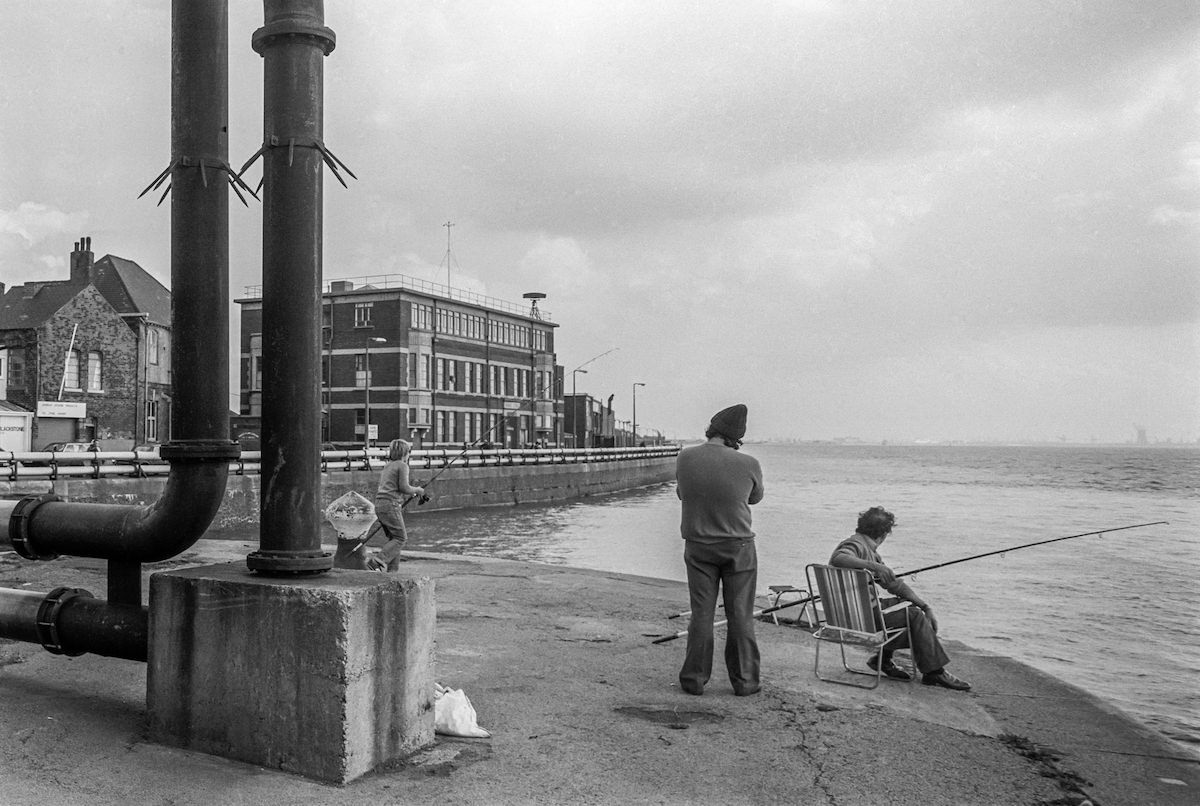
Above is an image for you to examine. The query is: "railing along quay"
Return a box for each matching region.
[0,445,680,482]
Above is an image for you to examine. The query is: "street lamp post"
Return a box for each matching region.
[364,336,386,451]
[571,368,588,447]
[632,382,645,446]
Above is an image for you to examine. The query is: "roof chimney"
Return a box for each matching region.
[70,236,95,284]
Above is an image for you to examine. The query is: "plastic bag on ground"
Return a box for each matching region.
[434,683,491,738]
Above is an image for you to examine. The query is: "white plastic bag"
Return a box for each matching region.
[434,683,491,738]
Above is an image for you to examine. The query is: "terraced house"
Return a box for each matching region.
[0,237,171,451]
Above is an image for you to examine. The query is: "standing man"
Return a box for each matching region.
[675,404,765,696]
[829,506,971,691]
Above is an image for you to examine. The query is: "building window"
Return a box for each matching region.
[354,302,373,328]
[8,349,24,388]
[145,398,159,442]
[87,351,103,392]
[411,303,432,331]
[355,353,369,388]
[249,334,263,390]
[64,350,82,391]
[148,329,160,365]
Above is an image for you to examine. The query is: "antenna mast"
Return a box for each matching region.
[441,220,455,288]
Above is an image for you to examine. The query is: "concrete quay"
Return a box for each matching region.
[1,538,1197,806]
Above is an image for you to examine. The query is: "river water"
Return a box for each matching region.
[398,442,1200,760]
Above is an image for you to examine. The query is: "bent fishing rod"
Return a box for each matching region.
[348,388,559,556]
[653,520,1168,643]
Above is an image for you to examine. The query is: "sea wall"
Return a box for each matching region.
[0,453,677,533]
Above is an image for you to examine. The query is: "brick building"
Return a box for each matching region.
[0,238,172,450]
[236,275,562,449]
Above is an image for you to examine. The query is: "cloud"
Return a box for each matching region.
[4,1,1198,442]
[0,203,89,283]
[0,202,88,247]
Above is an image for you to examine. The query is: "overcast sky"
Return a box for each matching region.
[3,1,1197,443]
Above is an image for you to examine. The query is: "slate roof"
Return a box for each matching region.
[93,256,172,325]
[0,254,171,331]
[0,282,87,331]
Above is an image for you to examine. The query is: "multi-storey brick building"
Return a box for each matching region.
[236,275,562,449]
[0,238,172,450]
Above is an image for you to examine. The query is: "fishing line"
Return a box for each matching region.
[348,385,567,556]
[653,521,1169,643]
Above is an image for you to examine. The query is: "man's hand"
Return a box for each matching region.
[365,553,387,572]
[871,563,896,585]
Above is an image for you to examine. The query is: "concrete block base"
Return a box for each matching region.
[147,563,435,783]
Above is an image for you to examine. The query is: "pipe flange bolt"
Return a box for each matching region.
[36,586,94,656]
[9,493,60,561]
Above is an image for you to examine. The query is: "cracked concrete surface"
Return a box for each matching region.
[1,540,1196,805]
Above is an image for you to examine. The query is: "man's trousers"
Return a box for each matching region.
[680,539,760,694]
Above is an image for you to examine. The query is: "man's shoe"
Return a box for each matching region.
[734,685,761,697]
[867,655,912,681]
[922,669,971,691]
[679,681,703,696]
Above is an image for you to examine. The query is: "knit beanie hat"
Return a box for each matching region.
[710,404,747,442]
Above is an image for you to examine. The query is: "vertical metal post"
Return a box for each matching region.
[172,0,230,448]
[364,338,371,452]
[246,0,336,574]
[633,382,645,446]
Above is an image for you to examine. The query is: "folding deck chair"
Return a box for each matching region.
[804,563,913,689]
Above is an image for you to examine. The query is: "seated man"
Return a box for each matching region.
[829,506,971,691]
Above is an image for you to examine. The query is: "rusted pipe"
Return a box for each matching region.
[246,0,336,574]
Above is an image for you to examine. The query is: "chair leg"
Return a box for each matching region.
[812,640,882,689]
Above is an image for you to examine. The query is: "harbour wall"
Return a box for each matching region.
[0,450,678,533]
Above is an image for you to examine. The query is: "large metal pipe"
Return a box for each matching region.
[0,0,235,658]
[1,0,237,565]
[0,587,146,662]
[246,0,336,574]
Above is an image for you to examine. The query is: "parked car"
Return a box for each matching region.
[114,443,162,465]
[25,441,100,466]
[236,432,261,452]
[41,441,98,454]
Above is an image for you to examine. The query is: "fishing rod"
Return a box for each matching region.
[653,521,1169,642]
[348,384,564,557]
[653,594,819,644]
[890,520,1168,577]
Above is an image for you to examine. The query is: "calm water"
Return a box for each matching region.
[404,443,1200,759]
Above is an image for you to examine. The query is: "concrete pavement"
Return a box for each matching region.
[1,539,1197,805]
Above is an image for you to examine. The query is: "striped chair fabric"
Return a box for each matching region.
[808,564,883,640]
[804,563,910,688]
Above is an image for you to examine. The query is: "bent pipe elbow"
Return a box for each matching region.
[8,460,231,563]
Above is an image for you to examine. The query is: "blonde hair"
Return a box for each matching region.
[387,439,412,462]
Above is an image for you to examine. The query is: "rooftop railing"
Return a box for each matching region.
[242,273,553,322]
